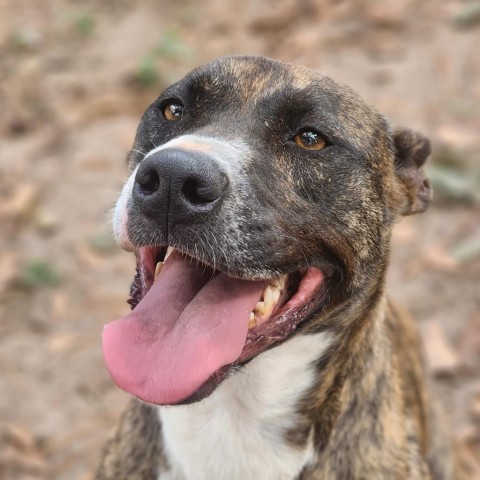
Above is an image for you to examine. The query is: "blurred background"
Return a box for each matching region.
[0,0,479,478]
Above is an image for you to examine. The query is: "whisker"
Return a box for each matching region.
[131,148,147,156]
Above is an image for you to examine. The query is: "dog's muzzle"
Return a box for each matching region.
[132,148,229,224]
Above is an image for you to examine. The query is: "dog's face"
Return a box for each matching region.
[102,56,432,405]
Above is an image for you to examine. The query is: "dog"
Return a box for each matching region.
[95,56,463,479]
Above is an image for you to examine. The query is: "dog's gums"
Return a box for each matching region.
[102,245,327,405]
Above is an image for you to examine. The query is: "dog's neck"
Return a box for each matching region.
[157,289,388,480]
[158,331,333,480]
[159,286,385,480]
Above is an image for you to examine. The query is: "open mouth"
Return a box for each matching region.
[102,246,328,405]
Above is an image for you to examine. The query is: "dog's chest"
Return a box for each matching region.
[157,333,332,480]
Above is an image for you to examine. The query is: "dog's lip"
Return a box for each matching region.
[135,243,332,282]
[239,266,326,360]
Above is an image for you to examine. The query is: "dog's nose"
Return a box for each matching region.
[132,148,229,222]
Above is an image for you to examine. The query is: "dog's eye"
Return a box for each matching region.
[162,101,185,121]
[294,130,327,151]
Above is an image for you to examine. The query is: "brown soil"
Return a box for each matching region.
[1,0,479,478]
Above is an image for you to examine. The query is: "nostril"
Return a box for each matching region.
[182,178,213,205]
[137,169,160,196]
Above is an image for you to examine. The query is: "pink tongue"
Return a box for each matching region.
[102,252,266,405]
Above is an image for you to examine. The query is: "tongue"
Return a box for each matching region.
[102,251,266,405]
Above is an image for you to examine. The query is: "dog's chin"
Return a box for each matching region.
[170,365,232,405]
[104,244,331,406]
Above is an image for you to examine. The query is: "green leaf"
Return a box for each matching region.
[21,260,60,288]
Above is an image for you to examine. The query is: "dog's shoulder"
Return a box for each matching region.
[95,399,165,480]
[386,298,431,451]
[385,297,465,480]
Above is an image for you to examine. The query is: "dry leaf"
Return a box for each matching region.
[0,253,19,294]
[75,244,105,268]
[50,291,69,320]
[423,246,459,271]
[0,424,48,478]
[47,333,92,353]
[4,425,37,454]
[458,312,480,369]
[0,184,39,221]
[421,320,462,375]
[391,220,417,245]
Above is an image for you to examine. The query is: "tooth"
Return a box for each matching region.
[253,301,266,316]
[248,312,256,329]
[272,274,287,289]
[165,246,174,261]
[264,286,274,312]
[155,261,163,279]
[271,287,281,303]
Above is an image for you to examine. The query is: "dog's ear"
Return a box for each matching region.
[392,127,432,216]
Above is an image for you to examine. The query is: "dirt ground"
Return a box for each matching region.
[0,0,479,478]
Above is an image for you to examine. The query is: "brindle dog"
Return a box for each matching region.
[96,56,463,480]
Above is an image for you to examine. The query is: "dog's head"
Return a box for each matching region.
[102,56,432,405]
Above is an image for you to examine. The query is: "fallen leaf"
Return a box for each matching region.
[0,424,48,478]
[47,333,93,353]
[423,245,459,271]
[0,253,19,294]
[471,397,480,420]
[0,184,39,221]
[50,291,69,320]
[34,210,59,235]
[75,244,105,268]
[458,312,480,369]
[391,219,417,245]
[364,2,408,30]
[4,425,37,454]
[435,125,479,150]
[421,320,462,375]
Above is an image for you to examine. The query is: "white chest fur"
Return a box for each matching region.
[158,332,333,480]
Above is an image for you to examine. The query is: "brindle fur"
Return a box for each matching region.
[96,399,167,480]
[96,56,464,479]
